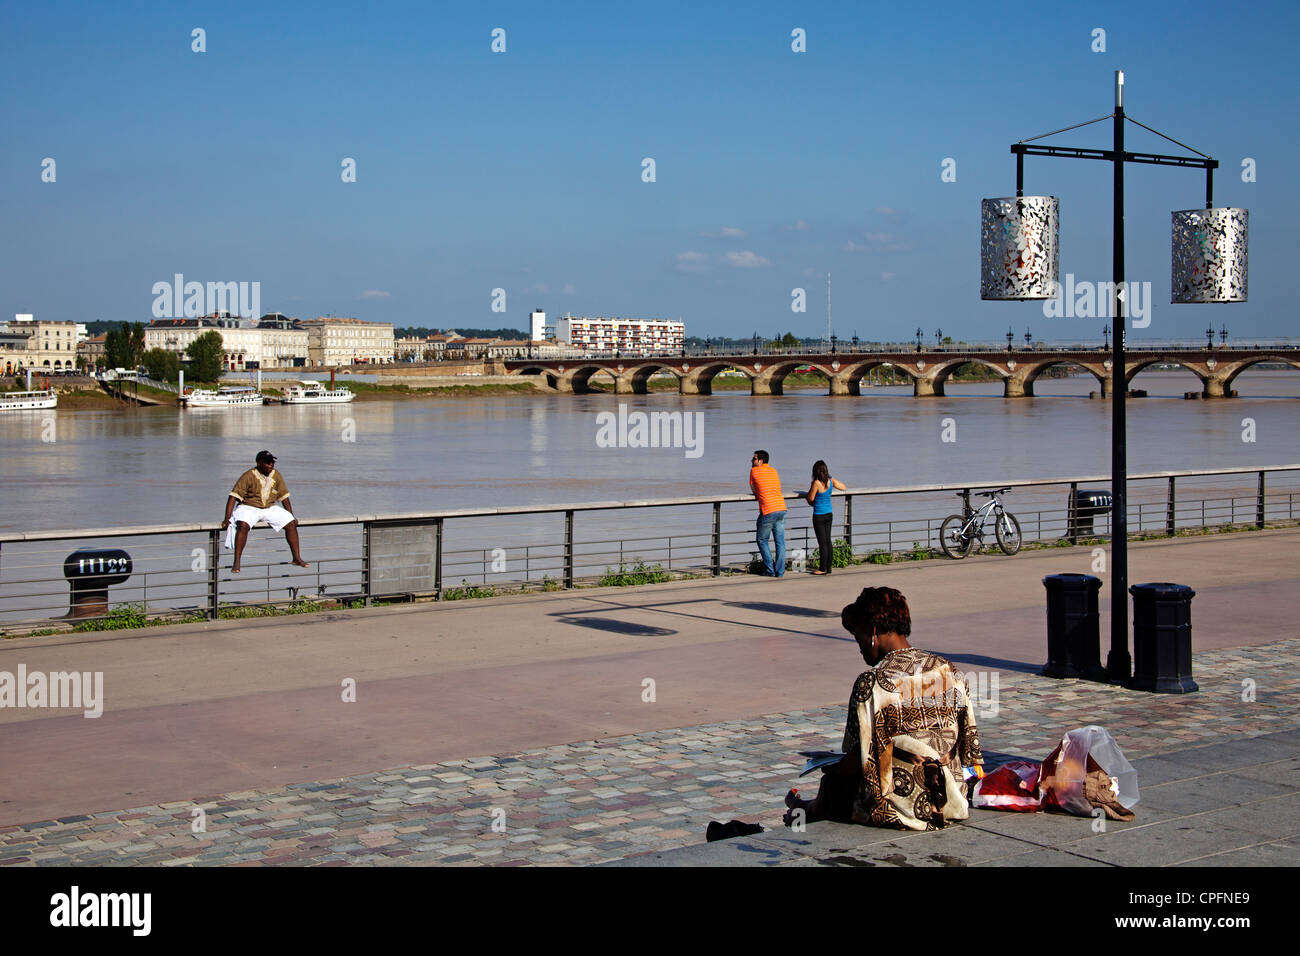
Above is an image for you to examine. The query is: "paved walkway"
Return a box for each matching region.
[1,637,1295,866]
[1,528,1297,865]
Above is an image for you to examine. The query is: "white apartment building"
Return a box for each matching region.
[554,314,685,355]
[145,315,309,370]
[302,317,396,366]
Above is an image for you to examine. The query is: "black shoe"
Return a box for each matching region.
[706,820,765,842]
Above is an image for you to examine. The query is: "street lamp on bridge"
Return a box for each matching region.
[1006,327,1014,349]
[915,327,923,352]
[1103,323,1111,350]
[1220,324,1228,347]
[1024,328,1033,349]
[830,333,838,354]
[935,328,944,348]
[1206,323,1215,350]
[980,70,1248,684]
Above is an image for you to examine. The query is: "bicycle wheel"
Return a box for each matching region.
[996,511,1022,555]
[940,514,973,559]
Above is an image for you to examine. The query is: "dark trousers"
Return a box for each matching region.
[813,512,834,573]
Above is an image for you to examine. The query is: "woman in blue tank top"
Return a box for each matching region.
[805,459,847,574]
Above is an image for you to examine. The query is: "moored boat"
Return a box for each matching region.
[0,389,58,411]
[181,385,264,407]
[281,380,354,404]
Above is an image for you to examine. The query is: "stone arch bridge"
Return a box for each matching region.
[504,349,1299,399]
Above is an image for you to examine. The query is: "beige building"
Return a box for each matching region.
[146,315,309,371]
[2,315,82,372]
[79,332,107,371]
[303,317,395,366]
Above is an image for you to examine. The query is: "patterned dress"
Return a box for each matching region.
[842,647,984,831]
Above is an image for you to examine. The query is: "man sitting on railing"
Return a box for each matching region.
[221,450,310,573]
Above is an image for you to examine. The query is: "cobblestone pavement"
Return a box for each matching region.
[2,638,1295,867]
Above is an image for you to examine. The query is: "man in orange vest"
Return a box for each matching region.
[749,450,787,577]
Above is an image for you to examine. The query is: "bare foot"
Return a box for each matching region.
[291,559,310,568]
[230,565,241,574]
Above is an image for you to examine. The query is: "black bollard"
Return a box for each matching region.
[1068,489,1112,544]
[1128,583,1198,693]
[63,548,133,619]
[1042,573,1106,681]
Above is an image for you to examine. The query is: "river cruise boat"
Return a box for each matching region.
[181,385,264,407]
[0,389,58,411]
[281,380,354,404]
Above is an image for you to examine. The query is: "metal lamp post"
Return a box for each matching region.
[1006,327,1014,349]
[915,327,923,352]
[1220,324,1228,346]
[981,71,1247,682]
[1103,323,1110,350]
[1206,324,1215,349]
[935,328,943,348]
[1025,329,1033,349]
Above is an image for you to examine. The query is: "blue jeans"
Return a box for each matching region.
[756,511,786,577]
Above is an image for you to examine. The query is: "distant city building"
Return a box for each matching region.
[146,314,309,370]
[554,314,684,354]
[530,309,550,341]
[80,332,107,370]
[395,336,427,361]
[2,314,81,371]
[302,317,396,366]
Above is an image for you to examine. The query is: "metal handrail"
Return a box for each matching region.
[4,464,1297,543]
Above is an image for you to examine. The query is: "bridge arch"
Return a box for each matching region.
[622,363,683,394]
[1222,355,1300,391]
[932,357,1006,389]
[680,361,752,395]
[1024,359,1108,395]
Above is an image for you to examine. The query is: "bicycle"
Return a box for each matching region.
[939,487,1022,559]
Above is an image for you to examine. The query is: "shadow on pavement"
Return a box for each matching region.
[555,616,677,637]
[723,601,838,618]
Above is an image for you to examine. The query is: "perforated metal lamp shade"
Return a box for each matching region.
[981,196,1060,300]
[1171,208,1248,303]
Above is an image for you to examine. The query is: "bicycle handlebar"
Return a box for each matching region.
[955,487,1011,499]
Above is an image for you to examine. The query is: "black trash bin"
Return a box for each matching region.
[1041,573,1106,681]
[63,547,132,619]
[1129,582,1198,693]
[1068,490,1112,542]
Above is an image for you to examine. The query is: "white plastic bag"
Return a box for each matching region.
[1040,725,1139,816]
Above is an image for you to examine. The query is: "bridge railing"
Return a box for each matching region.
[504,340,1300,362]
[1,464,1298,631]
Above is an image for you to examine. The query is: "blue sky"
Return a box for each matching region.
[2,1,1295,342]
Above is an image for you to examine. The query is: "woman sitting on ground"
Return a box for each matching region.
[784,586,984,830]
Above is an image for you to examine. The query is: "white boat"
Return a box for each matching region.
[0,389,58,411]
[281,380,354,404]
[182,385,264,407]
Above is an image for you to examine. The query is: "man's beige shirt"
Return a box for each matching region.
[229,468,290,509]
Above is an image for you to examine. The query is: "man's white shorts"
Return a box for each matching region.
[225,504,296,550]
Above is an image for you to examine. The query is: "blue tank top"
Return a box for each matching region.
[813,482,833,515]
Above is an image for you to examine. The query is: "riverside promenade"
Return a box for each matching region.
[1,528,1296,866]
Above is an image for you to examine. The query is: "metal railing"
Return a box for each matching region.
[1,465,1297,631]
